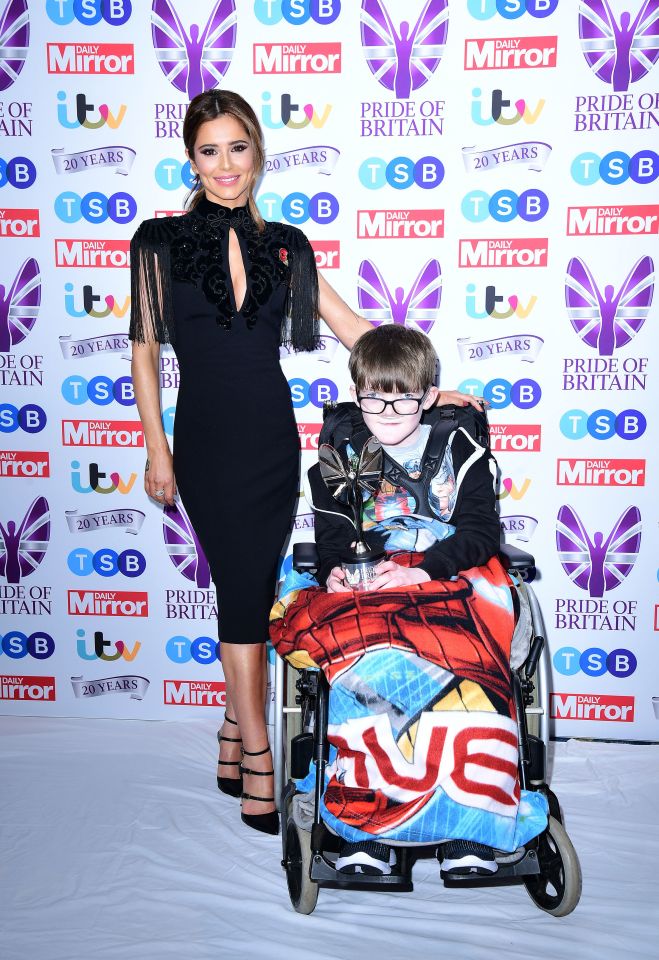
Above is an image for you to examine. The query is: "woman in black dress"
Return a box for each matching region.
[130,90,478,836]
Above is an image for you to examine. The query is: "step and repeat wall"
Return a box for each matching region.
[1,0,657,738]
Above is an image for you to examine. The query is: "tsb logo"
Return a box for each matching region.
[462,189,548,222]
[54,191,137,224]
[289,377,337,408]
[572,150,658,186]
[155,158,194,190]
[61,375,134,406]
[559,409,646,440]
[0,630,55,659]
[0,404,47,433]
[468,0,557,17]
[0,157,36,189]
[67,547,146,578]
[553,646,637,678]
[254,0,341,23]
[166,635,220,664]
[46,0,132,25]
[359,156,444,190]
[458,377,541,409]
[257,192,338,224]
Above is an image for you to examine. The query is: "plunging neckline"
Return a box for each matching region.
[193,196,252,315]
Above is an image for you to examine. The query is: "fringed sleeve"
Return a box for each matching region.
[282,228,320,353]
[128,221,175,345]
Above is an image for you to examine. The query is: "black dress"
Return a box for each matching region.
[129,196,320,644]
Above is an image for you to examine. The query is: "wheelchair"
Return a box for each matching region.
[273,541,582,918]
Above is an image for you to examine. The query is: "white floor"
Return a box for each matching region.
[1,716,657,960]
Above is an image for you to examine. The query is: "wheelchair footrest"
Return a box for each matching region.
[441,847,540,887]
[310,852,414,893]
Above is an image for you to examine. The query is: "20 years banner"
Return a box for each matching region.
[0,0,657,739]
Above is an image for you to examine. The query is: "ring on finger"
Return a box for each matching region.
[154,488,165,497]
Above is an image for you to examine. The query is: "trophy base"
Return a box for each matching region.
[341,549,385,592]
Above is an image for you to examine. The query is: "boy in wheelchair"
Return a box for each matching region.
[270,325,548,879]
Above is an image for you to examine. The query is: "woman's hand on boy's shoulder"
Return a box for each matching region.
[437,390,487,410]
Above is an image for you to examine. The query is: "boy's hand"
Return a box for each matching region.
[367,559,430,590]
[326,566,351,593]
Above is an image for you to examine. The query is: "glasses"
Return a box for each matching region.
[357,390,428,416]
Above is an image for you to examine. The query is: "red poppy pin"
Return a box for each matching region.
[278,247,289,266]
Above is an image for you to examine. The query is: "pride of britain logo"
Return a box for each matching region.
[162,502,211,588]
[0,257,40,353]
[0,0,29,92]
[0,496,50,585]
[151,0,237,99]
[357,259,441,332]
[565,254,653,356]
[360,0,448,98]
[556,504,641,597]
[578,0,659,92]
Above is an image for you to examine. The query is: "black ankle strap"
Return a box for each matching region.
[242,746,270,757]
[240,764,273,776]
[241,792,274,803]
[224,715,238,726]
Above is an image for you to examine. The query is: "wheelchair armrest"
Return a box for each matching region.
[499,542,535,571]
[293,541,319,572]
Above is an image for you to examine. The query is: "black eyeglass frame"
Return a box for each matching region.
[356,388,430,416]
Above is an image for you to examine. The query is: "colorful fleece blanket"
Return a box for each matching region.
[270,555,548,849]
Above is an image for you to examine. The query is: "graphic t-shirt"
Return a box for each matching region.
[356,426,458,553]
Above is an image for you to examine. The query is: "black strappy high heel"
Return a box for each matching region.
[240,746,279,836]
[216,716,243,798]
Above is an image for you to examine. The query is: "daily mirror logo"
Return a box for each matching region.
[360,0,449,98]
[357,209,444,238]
[253,42,341,73]
[151,0,237,99]
[578,0,659,92]
[464,35,557,70]
[46,43,135,75]
[556,458,646,486]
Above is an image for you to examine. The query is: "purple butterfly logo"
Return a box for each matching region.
[0,258,40,353]
[360,0,449,99]
[357,259,441,333]
[151,0,237,99]
[556,504,641,598]
[163,502,211,588]
[565,255,653,356]
[0,496,50,585]
[0,0,29,92]
[578,0,659,91]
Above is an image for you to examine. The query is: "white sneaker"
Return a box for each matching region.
[336,840,397,876]
[438,840,498,876]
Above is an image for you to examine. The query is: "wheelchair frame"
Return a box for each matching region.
[272,544,582,917]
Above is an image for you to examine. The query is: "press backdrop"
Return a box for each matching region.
[0,0,657,739]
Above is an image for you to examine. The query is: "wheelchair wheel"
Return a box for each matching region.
[283,814,319,914]
[523,816,582,917]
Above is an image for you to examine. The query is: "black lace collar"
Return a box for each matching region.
[190,195,253,229]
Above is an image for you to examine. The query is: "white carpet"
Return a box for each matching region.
[1,716,657,960]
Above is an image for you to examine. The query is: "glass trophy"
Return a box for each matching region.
[319,436,385,591]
